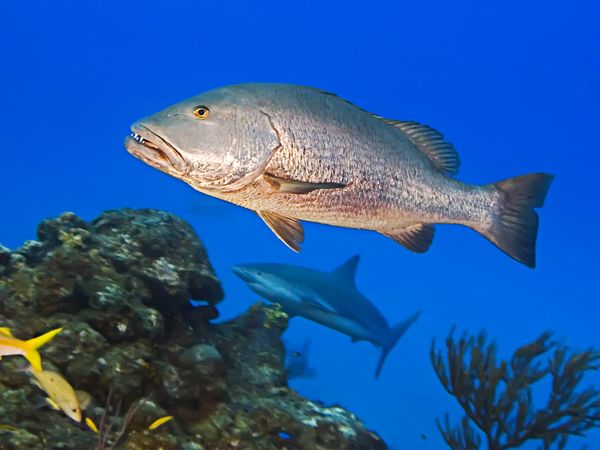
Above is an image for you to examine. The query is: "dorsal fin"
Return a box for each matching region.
[383,120,460,175]
[331,255,360,286]
[310,88,460,174]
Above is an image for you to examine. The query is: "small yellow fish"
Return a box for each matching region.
[28,368,82,422]
[0,327,62,371]
[85,417,99,433]
[148,415,174,430]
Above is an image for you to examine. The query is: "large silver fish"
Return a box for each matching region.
[125,83,553,267]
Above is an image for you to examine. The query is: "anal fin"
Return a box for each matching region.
[381,224,435,253]
[264,173,346,194]
[257,211,304,252]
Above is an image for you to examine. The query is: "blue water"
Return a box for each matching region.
[1,1,598,448]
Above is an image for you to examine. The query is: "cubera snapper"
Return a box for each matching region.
[125,83,553,267]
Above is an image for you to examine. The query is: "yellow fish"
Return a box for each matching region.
[148,415,174,430]
[28,368,82,422]
[85,417,99,433]
[0,327,62,371]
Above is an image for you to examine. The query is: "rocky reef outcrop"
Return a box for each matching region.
[0,209,387,450]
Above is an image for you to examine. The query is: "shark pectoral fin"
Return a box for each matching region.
[300,298,336,313]
[257,211,304,252]
[381,224,435,253]
[263,173,346,194]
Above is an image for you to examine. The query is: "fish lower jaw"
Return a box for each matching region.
[125,137,185,178]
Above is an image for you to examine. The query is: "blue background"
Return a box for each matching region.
[1,1,598,448]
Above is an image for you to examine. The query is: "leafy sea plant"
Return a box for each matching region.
[431,328,600,449]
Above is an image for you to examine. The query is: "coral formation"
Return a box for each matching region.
[431,328,600,450]
[0,209,387,449]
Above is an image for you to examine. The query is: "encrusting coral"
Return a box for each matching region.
[431,328,600,450]
[0,209,387,450]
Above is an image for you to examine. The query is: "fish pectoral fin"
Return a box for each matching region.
[381,224,435,253]
[0,327,13,337]
[75,390,92,410]
[263,173,346,194]
[257,211,304,252]
[45,397,60,411]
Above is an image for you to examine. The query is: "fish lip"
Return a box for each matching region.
[125,125,188,175]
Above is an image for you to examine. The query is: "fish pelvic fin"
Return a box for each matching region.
[380,224,434,253]
[257,211,304,252]
[375,311,421,379]
[24,328,63,372]
[481,173,554,268]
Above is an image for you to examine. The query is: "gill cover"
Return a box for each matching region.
[142,86,281,190]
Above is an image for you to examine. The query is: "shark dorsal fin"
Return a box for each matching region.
[331,255,360,286]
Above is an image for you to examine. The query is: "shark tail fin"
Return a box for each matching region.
[375,312,421,379]
[23,328,63,372]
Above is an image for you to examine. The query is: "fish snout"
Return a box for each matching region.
[125,121,188,175]
[231,265,253,282]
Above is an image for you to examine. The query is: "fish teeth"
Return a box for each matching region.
[130,132,145,144]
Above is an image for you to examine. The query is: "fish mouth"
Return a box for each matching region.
[125,125,187,175]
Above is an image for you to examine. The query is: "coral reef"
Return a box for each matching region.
[431,328,600,450]
[0,209,387,450]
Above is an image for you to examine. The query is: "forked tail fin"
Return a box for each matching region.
[375,311,421,379]
[481,173,553,268]
[23,327,63,372]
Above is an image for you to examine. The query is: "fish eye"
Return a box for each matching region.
[193,105,210,119]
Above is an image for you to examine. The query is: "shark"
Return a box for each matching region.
[232,256,420,378]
